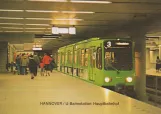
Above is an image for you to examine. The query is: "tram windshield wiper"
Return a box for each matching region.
[105,62,120,73]
[109,65,120,74]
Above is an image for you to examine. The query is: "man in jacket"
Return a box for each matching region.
[33,52,40,76]
[20,53,29,75]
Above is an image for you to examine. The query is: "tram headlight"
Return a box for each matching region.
[105,77,111,83]
[126,77,133,82]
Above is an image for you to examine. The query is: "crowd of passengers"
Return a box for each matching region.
[6,52,56,79]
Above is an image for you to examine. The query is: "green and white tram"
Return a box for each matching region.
[57,38,136,95]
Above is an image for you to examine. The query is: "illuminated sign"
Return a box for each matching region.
[52,27,59,34]
[32,47,42,50]
[107,41,111,47]
[104,40,131,49]
[69,27,76,34]
[52,26,76,34]
[115,42,129,45]
[58,28,69,34]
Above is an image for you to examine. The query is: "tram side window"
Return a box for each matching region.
[69,51,73,64]
[81,49,85,66]
[74,50,77,64]
[96,47,102,69]
[65,52,67,64]
[58,53,60,64]
[91,51,96,68]
[68,50,72,64]
[85,49,89,67]
[78,49,81,66]
[62,53,64,65]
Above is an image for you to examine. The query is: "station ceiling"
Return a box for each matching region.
[1,0,161,50]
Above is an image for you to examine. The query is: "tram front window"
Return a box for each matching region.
[104,41,133,71]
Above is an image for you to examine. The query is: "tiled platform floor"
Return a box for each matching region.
[0,70,161,114]
[146,68,161,76]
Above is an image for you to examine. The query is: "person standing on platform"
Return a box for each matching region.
[156,56,161,72]
[16,55,21,75]
[42,53,52,76]
[33,52,40,76]
[28,55,37,79]
[20,53,29,75]
[49,55,57,72]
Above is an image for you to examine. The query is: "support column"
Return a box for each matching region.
[0,42,8,72]
[130,32,147,102]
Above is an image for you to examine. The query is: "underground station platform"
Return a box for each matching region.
[0,70,161,114]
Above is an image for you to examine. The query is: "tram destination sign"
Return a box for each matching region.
[104,40,132,49]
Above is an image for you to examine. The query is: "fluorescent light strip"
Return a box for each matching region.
[0,23,23,25]
[26,10,94,14]
[71,0,112,4]
[146,36,161,37]
[4,31,23,32]
[61,11,94,14]
[25,24,50,26]
[41,38,57,39]
[25,31,43,32]
[26,18,53,20]
[0,17,24,20]
[55,18,83,21]
[2,27,23,29]
[25,28,46,29]
[0,9,24,12]
[26,10,59,13]
[28,0,66,2]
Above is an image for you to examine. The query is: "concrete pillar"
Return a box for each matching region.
[130,32,147,102]
[0,42,8,72]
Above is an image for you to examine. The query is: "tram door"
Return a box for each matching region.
[89,47,96,81]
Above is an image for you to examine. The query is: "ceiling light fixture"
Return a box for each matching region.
[0,23,23,25]
[55,18,83,21]
[25,24,50,26]
[0,9,24,12]
[2,27,23,29]
[26,10,94,14]
[28,0,67,2]
[26,10,59,13]
[61,11,94,14]
[25,31,43,32]
[0,17,24,20]
[41,38,57,39]
[26,18,53,20]
[146,36,161,38]
[71,0,112,4]
[4,31,23,32]
[25,28,46,29]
